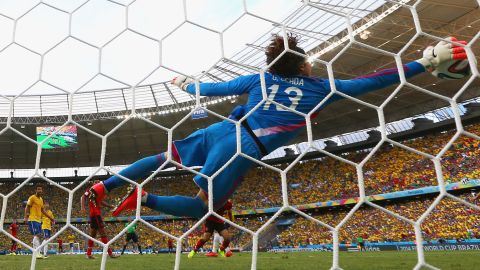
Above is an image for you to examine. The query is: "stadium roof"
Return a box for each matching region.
[0,0,479,170]
[0,0,390,119]
[0,1,477,123]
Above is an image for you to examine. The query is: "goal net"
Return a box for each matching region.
[0,1,479,270]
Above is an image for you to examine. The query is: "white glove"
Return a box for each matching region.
[416,37,467,71]
[171,75,194,92]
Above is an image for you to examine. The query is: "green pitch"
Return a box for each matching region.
[1,251,478,270]
[37,135,73,149]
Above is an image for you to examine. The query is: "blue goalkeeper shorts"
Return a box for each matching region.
[173,120,262,209]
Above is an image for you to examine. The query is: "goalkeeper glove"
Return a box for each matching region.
[171,75,194,92]
[416,36,467,71]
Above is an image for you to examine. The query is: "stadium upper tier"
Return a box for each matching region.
[0,81,229,119]
[0,0,478,131]
[0,1,386,119]
[0,99,479,173]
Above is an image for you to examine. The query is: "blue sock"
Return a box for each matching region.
[144,194,207,219]
[103,154,166,192]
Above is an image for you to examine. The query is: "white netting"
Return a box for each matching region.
[47,242,80,254]
[0,1,479,270]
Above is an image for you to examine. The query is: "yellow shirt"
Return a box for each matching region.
[27,195,44,223]
[67,235,75,243]
[41,210,54,230]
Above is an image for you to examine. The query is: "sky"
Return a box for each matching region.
[0,0,303,96]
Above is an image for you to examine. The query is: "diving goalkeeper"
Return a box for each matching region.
[88,34,467,220]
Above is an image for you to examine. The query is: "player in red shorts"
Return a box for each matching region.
[188,200,234,258]
[57,238,63,254]
[9,219,18,255]
[81,180,119,259]
[167,238,174,254]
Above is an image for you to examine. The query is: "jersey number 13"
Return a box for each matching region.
[263,84,303,111]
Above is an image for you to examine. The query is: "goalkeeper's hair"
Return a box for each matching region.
[266,33,306,77]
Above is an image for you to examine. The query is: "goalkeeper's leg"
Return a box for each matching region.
[89,125,214,205]
[90,151,180,204]
[111,127,258,218]
[92,126,213,202]
[111,144,231,218]
[112,153,255,218]
[112,188,208,218]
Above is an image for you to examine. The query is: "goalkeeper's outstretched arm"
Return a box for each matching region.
[172,74,259,96]
[332,61,425,99]
[173,37,467,101]
[330,37,467,101]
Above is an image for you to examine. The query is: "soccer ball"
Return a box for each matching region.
[432,59,471,80]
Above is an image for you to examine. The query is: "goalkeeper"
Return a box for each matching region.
[88,34,467,219]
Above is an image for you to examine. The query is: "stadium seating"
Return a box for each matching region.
[1,123,479,252]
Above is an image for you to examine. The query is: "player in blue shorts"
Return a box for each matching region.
[88,34,467,219]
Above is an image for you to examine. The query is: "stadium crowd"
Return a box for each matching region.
[1,191,478,252]
[276,192,480,247]
[138,123,480,211]
[1,124,478,217]
[0,214,262,253]
[1,124,479,252]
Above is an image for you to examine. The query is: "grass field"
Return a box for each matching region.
[1,251,478,270]
[37,135,75,149]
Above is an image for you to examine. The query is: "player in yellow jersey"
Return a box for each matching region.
[67,234,76,254]
[146,239,154,254]
[24,184,54,259]
[41,202,54,257]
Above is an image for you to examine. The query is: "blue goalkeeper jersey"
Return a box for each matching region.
[185,61,425,153]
